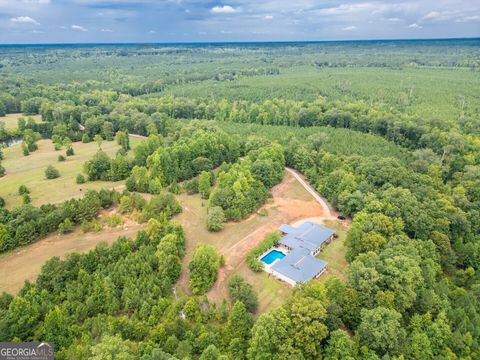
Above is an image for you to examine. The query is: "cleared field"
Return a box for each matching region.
[0,214,143,294]
[0,136,141,208]
[174,170,346,313]
[0,113,43,130]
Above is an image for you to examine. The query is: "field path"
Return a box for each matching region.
[285,167,338,219]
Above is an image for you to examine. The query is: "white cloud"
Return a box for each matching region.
[10,16,40,25]
[342,25,357,31]
[101,28,113,32]
[211,5,237,14]
[220,29,232,34]
[386,17,401,22]
[407,23,422,28]
[149,30,156,34]
[264,15,273,20]
[71,25,88,31]
[32,30,44,34]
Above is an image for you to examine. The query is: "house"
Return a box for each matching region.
[262,221,335,286]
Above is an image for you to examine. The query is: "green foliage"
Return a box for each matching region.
[18,184,30,195]
[141,192,182,221]
[207,206,225,232]
[246,232,281,272]
[75,173,85,184]
[188,244,222,295]
[45,165,60,179]
[228,275,258,313]
[198,171,212,199]
[58,218,73,234]
[58,154,65,162]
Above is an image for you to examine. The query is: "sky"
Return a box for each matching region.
[0,0,479,44]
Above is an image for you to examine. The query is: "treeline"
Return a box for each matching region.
[0,188,182,253]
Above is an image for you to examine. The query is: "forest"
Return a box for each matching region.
[0,39,479,359]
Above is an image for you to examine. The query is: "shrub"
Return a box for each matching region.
[58,155,66,162]
[22,144,29,156]
[246,231,281,272]
[18,185,30,195]
[58,218,73,234]
[188,244,222,295]
[0,197,5,208]
[81,219,102,233]
[54,143,62,151]
[45,165,60,179]
[82,133,90,143]
[183,178,199,195]
[66,147,74,156]
[76,174,85,184]
[228,275,258,313]
[141,193,182,221]
[207,206,225,232]
[22,193,31,204]
[102,214,124,228]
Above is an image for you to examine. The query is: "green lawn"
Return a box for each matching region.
[317,219,349,282]
[0,136,142,208]
[0,113,43,130]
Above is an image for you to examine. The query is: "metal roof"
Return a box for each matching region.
[278,221,335,252]
[271,248,327,283]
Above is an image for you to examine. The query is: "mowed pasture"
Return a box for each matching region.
[0,113,43,130]
[0,136,142,209]
[174,170,348,313]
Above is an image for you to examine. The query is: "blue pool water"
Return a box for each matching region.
[261,250,286,265]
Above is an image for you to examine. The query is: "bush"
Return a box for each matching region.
[228,275,258,313]
[81,219,102,233]
[246,231,281,272]
[207,206,225,232]
[188,244,222,295]
[54,143,62,151]
[141,193,182,221]
[66,147,74,156]
[58,218,73,234]
[18,185,30,195]
[22,193,31,204]
[58,155,66,162]
[82,133,90,143]
[45,165,60,179]
[76,174,85,184]
[102,214,124,228]
[0,197,5,208]
[183,178,199,195]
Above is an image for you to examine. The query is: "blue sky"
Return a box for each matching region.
[0,0,479,43]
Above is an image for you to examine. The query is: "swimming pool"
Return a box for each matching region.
[261,250,286,265]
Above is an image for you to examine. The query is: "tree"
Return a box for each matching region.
[188,244,222,295]
[228,275,258,313]
[207,206,225,232]
[200,345,222,360]
[45,165,60,179]
[116,131,130,152]
[83,150,110,181]
[226,301,253,342]
[18,184,30,195]
[94,134,103,149]
[89,334,139,359]
[39,306,72,349]
[198,171,212,199]
[357,307,405,356]
[324,330,355,360]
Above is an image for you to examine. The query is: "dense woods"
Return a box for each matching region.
[0,40,479,359]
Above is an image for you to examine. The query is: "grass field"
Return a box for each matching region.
[0,136,142,209]
[174,170,348,313]
[0,113,43,130]
[0,212,143,294]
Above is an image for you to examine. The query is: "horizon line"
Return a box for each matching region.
[0,36,479,47]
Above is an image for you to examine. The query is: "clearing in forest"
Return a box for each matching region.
[174,170,349,313]
[0,212,143,294]
[0,136,141,209]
